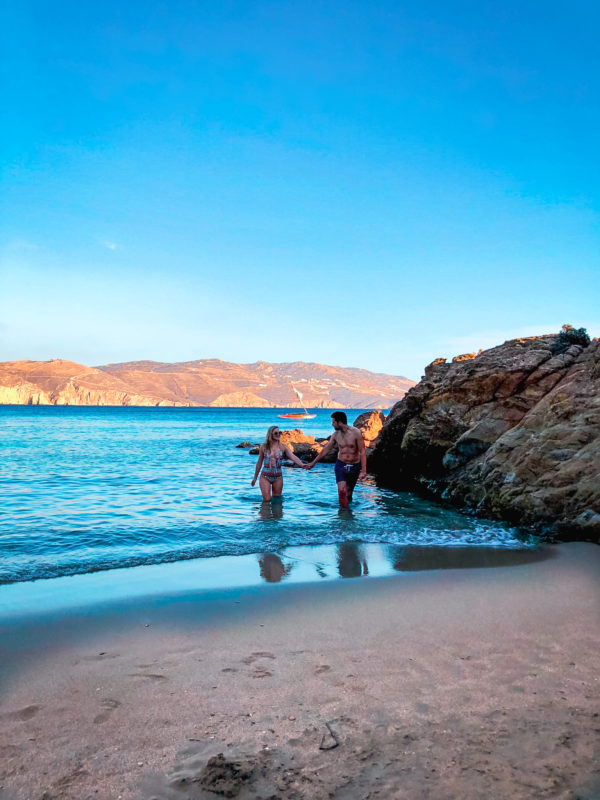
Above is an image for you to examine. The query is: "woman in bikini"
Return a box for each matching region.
[251,425,306,501]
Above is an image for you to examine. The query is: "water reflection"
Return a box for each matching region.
[258,553,293,583]
[387,545,553,571]
[337,542,369,578]
[258,500,283,521]
[255,543,553,586]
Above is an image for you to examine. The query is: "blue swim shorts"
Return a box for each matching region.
[334,460,361,490]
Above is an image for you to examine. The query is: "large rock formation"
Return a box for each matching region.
[368,333,600,541]
[0,359,413,409]
[353,410,386,451]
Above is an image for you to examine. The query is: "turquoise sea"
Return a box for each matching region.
[0,406,541,585]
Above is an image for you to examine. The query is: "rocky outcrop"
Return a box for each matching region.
[353,410,386,450]
[279,429,316,448]
[368,334,600,541]
[0,359,413,409]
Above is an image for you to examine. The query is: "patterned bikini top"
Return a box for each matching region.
[262,448,283,472]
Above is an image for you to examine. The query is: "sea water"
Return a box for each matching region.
[0,406,540,584]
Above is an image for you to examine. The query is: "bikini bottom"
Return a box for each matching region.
[261,470,283,484]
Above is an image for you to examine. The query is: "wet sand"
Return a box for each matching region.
[1,543,600,799]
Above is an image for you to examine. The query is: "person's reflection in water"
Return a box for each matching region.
[259,553,292,583]
[259,499,283,521]
[337,542,369,578]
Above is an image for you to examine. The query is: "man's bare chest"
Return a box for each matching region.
[336,432,358,450]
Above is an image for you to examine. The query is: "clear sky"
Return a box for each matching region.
[1,0,598,380]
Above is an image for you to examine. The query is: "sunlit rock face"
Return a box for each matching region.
[210,391,271,407]
[0,361,174,406]
[369,335,600,541]
[353,410,386,451]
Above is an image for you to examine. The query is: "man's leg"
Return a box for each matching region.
[336,480,349,509]
[346,468,360,503]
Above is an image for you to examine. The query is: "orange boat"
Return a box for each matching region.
[278,384,317,419]
[278,412,317,419]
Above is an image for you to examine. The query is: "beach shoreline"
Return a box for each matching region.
[1,542,600,799]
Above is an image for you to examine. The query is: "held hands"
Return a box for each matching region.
[302,461,315,470]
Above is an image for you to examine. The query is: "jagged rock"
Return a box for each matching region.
[452,352,477,363]
[289,442,318,458]
[235,441,253,448]
[353,410,386,450]
[368,334,600,541]
[279,429,316,448]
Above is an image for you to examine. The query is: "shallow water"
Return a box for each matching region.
[0,406,540,583]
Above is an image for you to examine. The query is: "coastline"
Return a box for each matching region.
[1,543,599,799]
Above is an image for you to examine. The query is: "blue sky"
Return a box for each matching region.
[1,0,598,380]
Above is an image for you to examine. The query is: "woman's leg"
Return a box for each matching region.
[271,476,284,498]
[259,475,272,501]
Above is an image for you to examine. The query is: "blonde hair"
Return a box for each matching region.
[263,425,281,454]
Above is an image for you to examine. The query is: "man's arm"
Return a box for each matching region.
[355,428,367,478]
[283,444,307,468]
[306,433,337,469]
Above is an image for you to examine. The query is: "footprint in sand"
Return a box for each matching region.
[251,666,273,679]
[0,705,40,722]
[128,672,168,681]
[315,665,331,675]
[0,744,23,757]
[93,698,120,724]
[242,651,276,665]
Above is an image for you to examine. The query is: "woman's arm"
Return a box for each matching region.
[251,446,264,486]
[283,444,306,468]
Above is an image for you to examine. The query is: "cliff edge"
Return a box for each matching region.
[368,330,600,541]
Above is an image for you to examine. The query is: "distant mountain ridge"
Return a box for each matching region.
[0,358,414,409]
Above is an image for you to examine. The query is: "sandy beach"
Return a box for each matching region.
[1,543,600,800]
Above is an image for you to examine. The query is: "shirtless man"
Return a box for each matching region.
[305,411,366,508]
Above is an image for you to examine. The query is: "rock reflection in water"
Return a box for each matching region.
[387,545,554,572]
[258,553,293,583]
[337,542,369,578]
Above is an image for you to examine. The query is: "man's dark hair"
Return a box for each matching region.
[331,411,347,424]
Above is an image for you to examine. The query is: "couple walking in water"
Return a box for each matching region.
[251,411,367,509]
